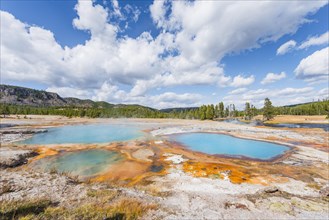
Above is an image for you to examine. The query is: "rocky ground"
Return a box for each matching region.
[0,116,328,219]
[0,148,37,168]
[0,127,48,144]
[145,155,329,219]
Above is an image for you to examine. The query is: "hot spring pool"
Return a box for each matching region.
[30,149,123,178]
[171,132,289,160]
[22,123,143,144]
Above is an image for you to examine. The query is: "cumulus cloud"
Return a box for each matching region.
[223,87,327,109]
[156,1,326,63]
[1,0,328,108]
[261,72,286,84]
[318,88,329,97]
[276,40,297,55]
[48,83,202,109]
[0,11,67,85]
[73,0,114,36]
[149,0,169,29]
[46,87,93,100]
[230,75,255,87]
[228,88,248,95]
[276,87,313,96]
[299,31,329,49]
[294,47,329,83]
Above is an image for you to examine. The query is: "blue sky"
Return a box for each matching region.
[1,0,328,109]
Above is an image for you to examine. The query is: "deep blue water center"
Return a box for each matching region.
[22,123,143,144]
[172,133,289,160]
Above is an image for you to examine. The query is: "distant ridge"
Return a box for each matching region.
[1,84,327,112]
[0,84,154,110]
[0,84,68,107]
[282,101,325,108]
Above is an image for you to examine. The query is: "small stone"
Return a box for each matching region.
[319,186,329,197]
[264,186,279,193]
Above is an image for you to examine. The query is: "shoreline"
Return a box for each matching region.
[1,116,328,219]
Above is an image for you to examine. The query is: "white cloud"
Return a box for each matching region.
[277,40,297,55]
[0,11,67,86]
[152,1,326,62]
[229,88,247,95]
[299,31,329,49]
[72,0,115,36]
[111,0,122,18]
[276,31,328,55]
[47,79,203,109]
[146,92,202,109]
[223,87,328,109]
[48,83,202,109]
[261,72,286,84]
[46,87,93,100]
[123,4,141,22]
[230,75,255,87]
[275,87,313,96]
[294,47,329,83]
[1,0,328,108]
[318,88,329,97]
[149,0,169,29]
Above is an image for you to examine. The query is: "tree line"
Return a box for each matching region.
[1,98,328,121]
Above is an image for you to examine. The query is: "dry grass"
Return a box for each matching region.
[110,198,158,220]
[86,189,119,203]
[306,182,322,190]
[40,198,156,220]
[0,189,157,220]
[0,198,52,220]
[253,115,328,124]
[48,167,81,184]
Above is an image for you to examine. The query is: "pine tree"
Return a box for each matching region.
[244,102,252,120]
[0,105,10,118]
[251,104,257,118]
[224,106,229,117]
[263,98,275,121]
[206,105,215,120]
[323,102,329,118]
[219,102,224,118]
[199,105,207,120]
[232,104,236,117]
[214,104,219,118]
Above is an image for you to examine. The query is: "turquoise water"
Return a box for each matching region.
[31,149,123,177]
[172,133,289,160]
[22,124,143,144]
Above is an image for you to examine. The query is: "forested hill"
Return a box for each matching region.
[0,84,145,109]
[0,84,328,119]
[0,84,161,118]
[0,84,67,107]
